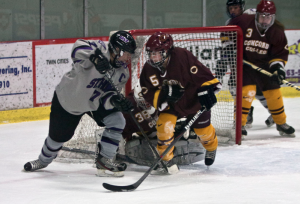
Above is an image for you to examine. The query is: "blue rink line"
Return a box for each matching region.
[0,92,28,96]
[0,56,28,60]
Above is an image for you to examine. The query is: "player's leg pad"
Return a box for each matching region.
[194,124,218,152]
[122,138,205,167]
[156,113,177,161]
[241,85,256,126]
[263,89,286,125]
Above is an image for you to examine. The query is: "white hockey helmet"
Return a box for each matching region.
[133,83,155,114]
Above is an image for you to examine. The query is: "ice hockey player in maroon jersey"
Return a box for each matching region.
[228,0,295,137]
[122,83,158,142]
[220,0,274,129]
[140,31,222,174]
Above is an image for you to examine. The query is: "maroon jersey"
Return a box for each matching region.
[140,47,221,117]
[122,91,158,141]
[228,14,288,69]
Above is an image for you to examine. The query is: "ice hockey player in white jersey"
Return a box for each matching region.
[24,31,137,177]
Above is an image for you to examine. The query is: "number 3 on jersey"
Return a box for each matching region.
[246,28,253,38]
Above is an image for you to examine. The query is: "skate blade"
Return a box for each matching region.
[279,131,296,137]
[96,169,124,177]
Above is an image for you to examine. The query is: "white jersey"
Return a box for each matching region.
[225,8,256,25]
[55,39,130,115]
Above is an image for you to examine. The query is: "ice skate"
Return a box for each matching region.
[151,159,179,175]
[276,123,295,137]
[265,115,275,127]
[205,149,216,166]
[246,106,254,128]
[95,143,127,177]
[24,159,48,172]
[242,126,247,137]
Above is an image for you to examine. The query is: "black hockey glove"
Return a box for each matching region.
[110,95,134,113]
[270,63,286,85]
[197,85,217,111]
[89,48,110,74]
[160,84,185,104]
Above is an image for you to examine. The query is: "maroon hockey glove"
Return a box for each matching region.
[270,64,286,85]
[197,85,217,111]
[110,95,134,113]
[89,48,110,74]
[160,84,185,104]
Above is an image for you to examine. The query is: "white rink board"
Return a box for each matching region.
[35,43,74,104]
[0,42,33,110]
[285,30,300,84]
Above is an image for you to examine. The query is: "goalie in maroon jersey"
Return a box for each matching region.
[119,83,205,167]
[140,31,222,174]
[228,0,295,137]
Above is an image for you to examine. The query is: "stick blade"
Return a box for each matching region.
[102,183,137,192]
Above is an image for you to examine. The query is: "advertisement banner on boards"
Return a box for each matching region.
[0,42,33,111]
[285,30,300,84]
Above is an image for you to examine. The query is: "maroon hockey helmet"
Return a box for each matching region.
[145,32,174,72]
[256,0,276,14]
[255,0,276,30]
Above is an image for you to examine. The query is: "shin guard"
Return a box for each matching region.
[263,89,286,125]
[194,124,218,151]
[241,85,256,126]
[156,113,177,161]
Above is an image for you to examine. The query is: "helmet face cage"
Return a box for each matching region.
[145,32,173,71]
[226,0,245,18]
[255,12,275,30]
[255,0,276,30]
[146,50,168,71]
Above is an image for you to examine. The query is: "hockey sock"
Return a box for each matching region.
[100,112,125,159]
[156,113,177,161]
[263,89,286,125]
[241,85,256,126]
[255,94,268,110]
[194,124,218,151]
[38,136,64,165]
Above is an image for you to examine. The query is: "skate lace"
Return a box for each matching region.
[280,123,290,130]
[205,150,216,159]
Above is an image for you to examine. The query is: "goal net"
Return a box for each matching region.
[57,26,243,162]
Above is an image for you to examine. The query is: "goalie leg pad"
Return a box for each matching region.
[124,138,205,166]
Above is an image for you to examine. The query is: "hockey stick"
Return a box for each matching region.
[244,60,300,91]
[104,72,168,172]
[102,107,206,192]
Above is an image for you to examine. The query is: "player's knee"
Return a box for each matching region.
[156,113,177,136]
[103,111,126,130]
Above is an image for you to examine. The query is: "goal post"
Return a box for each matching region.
[128,26,243,145]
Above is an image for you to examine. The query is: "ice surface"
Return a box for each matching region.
[0,98,299,204]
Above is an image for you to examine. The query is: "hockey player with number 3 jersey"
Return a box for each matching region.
[140,31,222,174]
[228,0,295,137]
[24,31,137,177]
